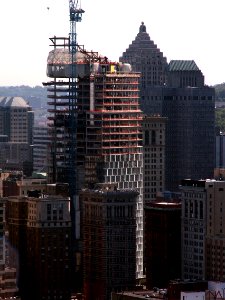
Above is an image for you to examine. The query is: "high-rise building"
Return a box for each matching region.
[180,179,207,280]
[119,22,168,88]
[33,125,49,172]
[215,131,225,168]
[81,185,137,300]
[145,200,181,288]
[180,179,225,281]
[204,181,225,281]
[120,22,168,115]
[44,38,144,280]
[142,115,166,202]
[6,195,71,300]
[163,61,215,191]
[120,24,215,192]
[0,97,33,144]
[0,97,34,175]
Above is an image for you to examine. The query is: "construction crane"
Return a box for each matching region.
[68,0,84,237]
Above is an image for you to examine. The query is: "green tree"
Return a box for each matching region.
[215,108,225,131]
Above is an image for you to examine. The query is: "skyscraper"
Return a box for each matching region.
[180,179,207,280]
[204,181,225,281]
[163,61,215,191]
[0,97,34,175]
[120,22,168,115]
[180,179,225,281]
[215,131,225,168]
[142,115,166,202]
[145,200,181,288]
[0,97,33,144]
[44,38,144,281]
[120,24,215,191]
[81,186,137,300]
[33,125,49,172]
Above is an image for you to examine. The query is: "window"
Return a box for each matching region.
[144,130,149,146]
[151,130,156,144]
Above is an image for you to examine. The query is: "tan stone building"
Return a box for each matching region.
[0,97,34,176]
[205,180,225,281]
[180,179,225,281]
[142,115,166,203]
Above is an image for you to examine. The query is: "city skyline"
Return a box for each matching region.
[1,0,225,87]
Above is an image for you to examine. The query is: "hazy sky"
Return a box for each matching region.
[1,0,225,87]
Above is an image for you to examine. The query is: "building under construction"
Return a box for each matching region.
[43,35,144,282]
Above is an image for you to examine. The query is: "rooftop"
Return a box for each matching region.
[169,60,199,71]
[0,97,29,108]
[113,290,166,299]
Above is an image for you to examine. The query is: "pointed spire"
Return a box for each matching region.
[120,21,168,87]
[139,22,146,33]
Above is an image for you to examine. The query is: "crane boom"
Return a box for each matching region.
[68,0,84,238]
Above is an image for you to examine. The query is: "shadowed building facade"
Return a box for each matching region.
[44,38,144,296]
[6,195,71,300]
[120,24,215,192]
[81,186,137,300]
[145,200,181,288]
[142,115,166,203]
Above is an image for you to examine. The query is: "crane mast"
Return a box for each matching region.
[68,0,84,235]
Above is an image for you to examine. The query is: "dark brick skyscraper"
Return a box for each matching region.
[120,23,215,191]
[145,200,181,288]
[120,22,168,115]
[81,187,137,300]
[163,60,215,191]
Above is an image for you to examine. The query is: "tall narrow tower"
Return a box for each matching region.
[45,53,144,279]
[68,0,84,219]
[44,4,144,285]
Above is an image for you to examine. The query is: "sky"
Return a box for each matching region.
[1,0,225,87]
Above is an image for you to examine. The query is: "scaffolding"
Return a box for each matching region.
[44,37,144,278]
[44,34,143,174]
[43,37,110,184]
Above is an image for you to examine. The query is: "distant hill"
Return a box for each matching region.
[1,83,225,129]
[0,86,48,109]
[0,82,224,108]
[214,82,225,101]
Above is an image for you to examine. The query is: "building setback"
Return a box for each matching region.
[120,22,168,115]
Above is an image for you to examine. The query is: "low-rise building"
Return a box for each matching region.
[6,194,71,300]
